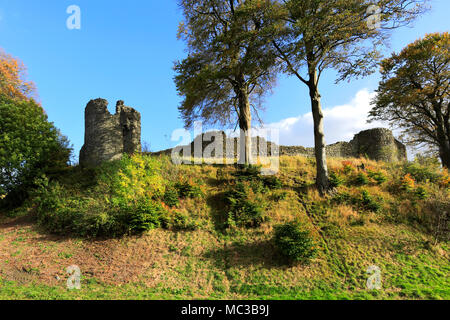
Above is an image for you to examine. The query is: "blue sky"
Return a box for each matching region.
[0,0,449,159]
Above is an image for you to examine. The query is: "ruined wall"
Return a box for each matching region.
[350,128,407,162]
[80,99,141,167]
[279,128,407,162]
[155,128,407,163]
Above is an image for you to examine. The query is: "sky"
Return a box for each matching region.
[0,0,449,160]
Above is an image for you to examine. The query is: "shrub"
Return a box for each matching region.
[274,222,317,263]
[225,182,266,228]
[360,190,381,213]
[119,200,165,234]
[439,169,450,189]
[164,210,200,231]
[262,176,283,190]
[415,186,428,200]
[329,171,345,188]
[163,186,180,207]
[271,190,288,202]
[331,192,352,205]
[403,163,440,183]
[355,172,370,186]
[175,180,204,199]
[100,154,165,204]
[232,165,261,181]
[401,174,415,192]
[368,170,387,185]
[33,171,167,237]
[249,179,268,194]
[342,161,355,174]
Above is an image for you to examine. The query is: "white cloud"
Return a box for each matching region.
[261,89,387,147]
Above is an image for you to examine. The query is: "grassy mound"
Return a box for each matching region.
[0,154,448,299]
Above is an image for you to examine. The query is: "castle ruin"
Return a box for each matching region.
[79,98,141,167]
[156,128,407,163]
[79,98,405,167]
[279,128,407,162]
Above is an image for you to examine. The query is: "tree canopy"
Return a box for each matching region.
[0,94,71,205]
[265,0,428,193]
[369,32,449,168]
[0,49,37,101]
[175,0,282,163]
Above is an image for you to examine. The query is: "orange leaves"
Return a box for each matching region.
[401,173,415,192]
[0,48,38,101]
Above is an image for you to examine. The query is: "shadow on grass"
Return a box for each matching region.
[204,239,293,270]
[206,192,229,233]
[0,211,128,245]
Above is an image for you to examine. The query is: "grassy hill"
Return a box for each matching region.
[0,154,449,300]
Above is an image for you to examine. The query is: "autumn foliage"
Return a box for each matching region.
[0,49,37,101]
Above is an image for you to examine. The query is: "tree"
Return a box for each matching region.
[369,32,449,168]
[0,94,72,206]
[175,0,280,164]
[0,49,37,101]
[268,0,427,194]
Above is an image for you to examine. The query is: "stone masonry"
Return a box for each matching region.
[80,99,141,167]
[154,128,407,162]
[279,128,407,162]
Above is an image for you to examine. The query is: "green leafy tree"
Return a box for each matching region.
[0,95,72,205]
[369,32,449,168]
[175,0,281,164]
[269,0,427,194]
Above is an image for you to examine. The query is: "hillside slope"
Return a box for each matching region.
[0,155,449,300]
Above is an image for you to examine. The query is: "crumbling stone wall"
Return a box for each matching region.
[80,99,141,167]
[350,128,407,162]
[279,128,407,162]
[154,128,406,163]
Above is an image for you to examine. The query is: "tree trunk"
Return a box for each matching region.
[238,87,252,165]
[439,141,450,169]
[433,103,450,169]
[308,70,330,195]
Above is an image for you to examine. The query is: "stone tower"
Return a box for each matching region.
[79,98,141,167]
[350,128,407,162]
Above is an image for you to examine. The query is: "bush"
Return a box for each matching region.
[360,190,381,213]
[332,190,381,213]
[329,171,345,188]
[225,182,266,228]
[103,154,165,204]
[35,189,166,237]
[401,174,415,192]
[262,176,283,190]
[368,170,387,185]
[355,172,370,186]
[403,163,440,183]
[163,210,199,231]
[175,181,204,199]
[274,222,317,263]
[270,190,288,202]
[342,161,355,174]
[232,165,261,181]
[415,186,428,200]
[119,200,165,234]
[331,192,352,205]
[163,186,180,207]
